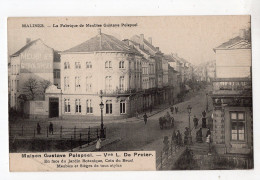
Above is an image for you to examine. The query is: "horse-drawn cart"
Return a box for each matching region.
[159,113,174,129]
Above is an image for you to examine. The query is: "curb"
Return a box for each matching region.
[69,137,121,152]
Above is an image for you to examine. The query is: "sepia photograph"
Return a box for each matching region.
[8,16,253,171]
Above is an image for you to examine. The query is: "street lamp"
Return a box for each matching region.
[206,93,209,112]
[99,90,105,138]
[187,105,192,145]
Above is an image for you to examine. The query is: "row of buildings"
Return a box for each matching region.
[193,60,216,83]
[9,29,194,119]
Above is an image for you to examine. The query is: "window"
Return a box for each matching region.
[106,100,112,114]
[120,100,126,114]
[86,76,92,92]
[119,76,124,91]
[119,61,125,69]
[75,62,81,69]
[64,62,70,69]
[86,99,93,114]
[75,99,81,113]
[105,76,112,91]
[105,61,112,68]
[54,69,60,79]
[231,112,245,141]
[75,76,80,90]
[86,61,92,69]
[64,99,70,113]
[64,77,70,90]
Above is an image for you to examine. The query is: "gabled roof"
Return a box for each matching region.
[11,39,40,57]
[123,39,155,57]
[214,36,251,52]
[63,33,136,54]
[10,39,59,60]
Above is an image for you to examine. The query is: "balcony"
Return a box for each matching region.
[212,78,252,97]
[100,89,138,96]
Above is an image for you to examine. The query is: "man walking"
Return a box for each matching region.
[193,115,199,129]
[143,113,148,125]
[49,122,54,135]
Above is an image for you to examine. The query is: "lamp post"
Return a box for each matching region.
[187,105,192,145]
[206,93,209,112]
[99,90,105,138]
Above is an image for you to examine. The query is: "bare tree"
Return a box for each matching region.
[39,80,51,94]
[23,78,39,100]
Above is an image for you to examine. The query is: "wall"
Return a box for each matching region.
[216,49,251,78]
[24,100,48,118]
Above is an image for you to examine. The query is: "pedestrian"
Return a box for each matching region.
[184,127,189,145]
[175,106,178,114]
[143,113,148,125]
[37,122,41,135]
[170,106,174,114]
[196,128,203,143]
[176,130,182,146]
[202,117,207,128]
[206,128,211,139]
[193,115,199,129]
[150,105,153,114]
[49,122,53,135]
[202,110,206,118]
[96,136,102,151]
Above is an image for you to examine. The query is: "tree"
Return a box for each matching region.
[23,78,39,100]
[39,80,51,94]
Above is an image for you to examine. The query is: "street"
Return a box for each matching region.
[101,87,213,156]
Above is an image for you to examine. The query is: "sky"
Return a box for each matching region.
[8,16,250,65]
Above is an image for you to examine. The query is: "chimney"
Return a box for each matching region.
[239,29,246,39]
[26,38,31,44]
[98,28,101,35]
[140,34,144,49]
[148,37,152,45]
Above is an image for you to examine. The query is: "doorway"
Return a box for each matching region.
[49,98,59,118]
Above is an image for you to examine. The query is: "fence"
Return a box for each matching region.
[156,140,186,170]
[9,125,106,143]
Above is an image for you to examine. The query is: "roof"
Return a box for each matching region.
[11,39,40,57]
[130,35,162,55]
[164,54,175,62]
[63,33,137,54]
[10,39,60,61]
[214,36,251,51]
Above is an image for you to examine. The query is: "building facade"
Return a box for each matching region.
[211,29,253,167]
[9,39,60,111]
[53,30,144,119]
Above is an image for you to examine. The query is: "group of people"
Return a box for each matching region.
[170,106,179,114]
[36,122,54,135]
